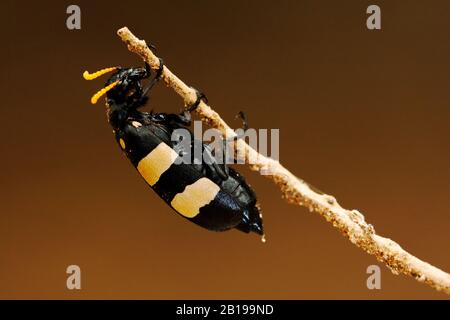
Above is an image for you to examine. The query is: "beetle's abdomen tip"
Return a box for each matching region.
[252,222,264,236]
[261,234,267,243]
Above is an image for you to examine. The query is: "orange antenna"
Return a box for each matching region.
[83,67,117,80]
[90,81,119,104]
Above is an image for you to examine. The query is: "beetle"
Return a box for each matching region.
[83,59,264,240]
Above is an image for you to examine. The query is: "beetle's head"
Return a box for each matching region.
[83,66,148,105]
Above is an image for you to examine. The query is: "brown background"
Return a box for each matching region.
[1,0,449,299]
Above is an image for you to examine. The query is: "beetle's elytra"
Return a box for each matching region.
[83,61,264,239]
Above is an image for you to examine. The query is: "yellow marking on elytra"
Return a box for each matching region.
[83,67,117,80]
[132,121,142,128]
[90,81,119,104]
[137,143,178,186]
[119,138,126,150]
[171,178,220,218]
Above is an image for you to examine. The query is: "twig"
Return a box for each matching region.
[117,27,450,294]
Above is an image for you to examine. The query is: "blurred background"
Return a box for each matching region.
[1,0,449,299]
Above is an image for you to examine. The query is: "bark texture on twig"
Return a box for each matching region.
[117,27,450,294]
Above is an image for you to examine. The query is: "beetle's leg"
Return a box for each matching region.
[143,42,160,78]
[187,88,208,112]
[134,58,165,108]
[143,62,151,78]
[157,110,191,128]
[175,110,192,126]
[141,57,165,97]
[235,111,249,131]
[147,112,168,123]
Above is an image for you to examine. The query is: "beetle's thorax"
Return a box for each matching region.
[105,100,131,130]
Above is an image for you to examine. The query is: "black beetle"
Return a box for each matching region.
[83,60,264,239]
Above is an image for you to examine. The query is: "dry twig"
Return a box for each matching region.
[117,27,450,294]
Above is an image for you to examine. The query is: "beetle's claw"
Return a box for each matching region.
[188,88,208,112]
